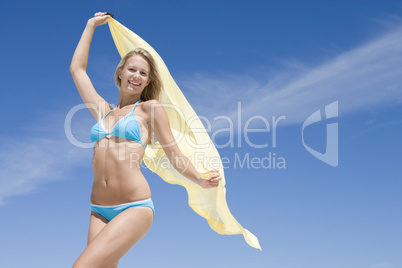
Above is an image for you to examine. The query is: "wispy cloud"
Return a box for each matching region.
[0,111,93,205]
[181,25,402,127]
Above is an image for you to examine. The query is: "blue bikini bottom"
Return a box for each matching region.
[90,198,154,221]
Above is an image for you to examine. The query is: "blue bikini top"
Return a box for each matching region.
[90,100,145,148]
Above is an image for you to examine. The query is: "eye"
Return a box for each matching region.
[141,72,147,76]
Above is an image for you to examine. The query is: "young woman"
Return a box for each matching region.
[70,12,221,268]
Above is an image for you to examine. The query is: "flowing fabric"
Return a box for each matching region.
[107,18,261,250]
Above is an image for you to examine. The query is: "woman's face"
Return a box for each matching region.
[119,55,151,95]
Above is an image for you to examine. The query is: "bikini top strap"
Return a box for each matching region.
[101,108,114,120]
[131,99,142,113]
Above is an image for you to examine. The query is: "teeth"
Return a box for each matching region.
[129,81,140,86]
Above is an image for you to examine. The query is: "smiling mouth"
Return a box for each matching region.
[129,81,140,86]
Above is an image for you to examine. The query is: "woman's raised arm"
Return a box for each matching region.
[70,12,111,120]
[144,100,221,189]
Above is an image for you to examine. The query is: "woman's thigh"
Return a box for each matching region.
[73,207,153,268]
[88,211,108,245]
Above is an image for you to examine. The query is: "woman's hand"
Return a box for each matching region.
[88,12,111,28]
[197,170,222,189]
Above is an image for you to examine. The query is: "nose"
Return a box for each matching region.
[132,71,140,79]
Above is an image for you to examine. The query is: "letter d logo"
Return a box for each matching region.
[302,101,338,167]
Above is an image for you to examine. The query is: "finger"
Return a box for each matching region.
[210,174,221,180]
[207,173,219,179]
[209,180,220,186]
[94,12,107,17]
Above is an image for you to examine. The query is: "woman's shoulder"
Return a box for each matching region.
[142,99,161,105]
[141,99,162,111]
[139,99,166,123]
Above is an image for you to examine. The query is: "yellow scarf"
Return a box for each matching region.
[107,18,261,250]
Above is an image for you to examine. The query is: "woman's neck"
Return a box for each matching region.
[117,93,141,108]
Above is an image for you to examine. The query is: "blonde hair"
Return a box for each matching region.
[115,48,162,101]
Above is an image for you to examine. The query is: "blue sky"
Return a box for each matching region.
[0,0,401,267]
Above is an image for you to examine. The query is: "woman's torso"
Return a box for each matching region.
[90,101,151,205]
